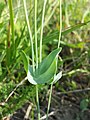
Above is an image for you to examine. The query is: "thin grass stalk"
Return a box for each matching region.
[23,0,35,72]
[8,0,15,59]
[40,0,47,63]
[6,22,10,67]
[46,0,62,120]
[35,0,38,69]
[36,1,58,35]
[8,0,14,45]
[35,0,40,119]
[46,83,53,120]
[14,0,20,24]
[30,0,32,25]
[32,1,58,41]
[58,0,62,48]
[36,85,40,120]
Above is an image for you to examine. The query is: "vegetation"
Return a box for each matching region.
[0,0,90,119]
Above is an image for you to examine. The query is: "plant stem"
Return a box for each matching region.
[46,0,62,120]
[6,21,10,67]
[40,0,47,63]
[46,84,53,120]
[8,0,14,45]
[8,0,15,61]
[23,0,35,72]
[35,0,38,69]
[58,0,62,48]
[36,85,40,120]
[35,0,40,120]
[32,1,58,40]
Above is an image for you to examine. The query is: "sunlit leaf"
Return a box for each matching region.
[37,48,62,75]
[27,60,56,85]
[0,43,5,52]
[52,71,62,84]
[0,3,5,17]
[27,65,37,85]
[27,48,62,85]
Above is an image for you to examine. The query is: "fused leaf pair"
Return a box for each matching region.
[21,48,62,85]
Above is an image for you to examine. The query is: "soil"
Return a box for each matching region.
[8,93,90,120]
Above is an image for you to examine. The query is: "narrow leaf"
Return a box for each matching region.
[0,63,2,76]
[43,21,90,44]
[20,51,29,73]
[62,21,90,36]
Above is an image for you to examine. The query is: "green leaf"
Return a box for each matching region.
[27,59,56,85]
[80,99,89,111]
[0,3,5,17]
[71,81,77,89]
[8,0,14,44]
[0,63,2,76]
[0,43,5,52]
[43,21,90,44]
[37,48,62,75]
[20,50,29,73]
[62,21,90,36]
[0,52,5,63]
[60,41,85,49]
[27,48,62,85]
[0,23,3,28]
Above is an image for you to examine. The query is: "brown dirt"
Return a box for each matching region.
[9,93,90,120]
